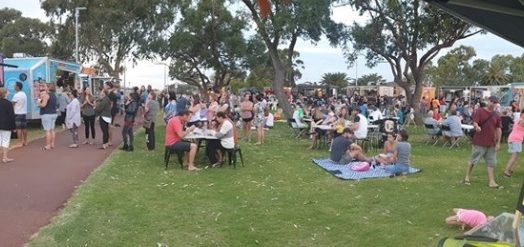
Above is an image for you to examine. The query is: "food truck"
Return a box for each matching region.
[2,57,81,120]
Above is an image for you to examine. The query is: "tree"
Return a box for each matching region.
[0,8,53,57]
[42,0,175,78]
[320,72,350,88]
[240,0,343,118]
[160,0,249,93]
[510,54,524,82]
[482,56,512,85]
[357,73,386,86]
[425,45,477,86]
[340,0,481,123]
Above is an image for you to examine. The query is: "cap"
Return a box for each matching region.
[488,95,499,103]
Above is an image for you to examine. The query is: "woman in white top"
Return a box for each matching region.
[188,95,202,127]
[65,89,81,148]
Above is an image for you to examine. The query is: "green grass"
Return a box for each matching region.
[29,123,522,247]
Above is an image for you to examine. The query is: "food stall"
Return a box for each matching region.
[2,57,81,120]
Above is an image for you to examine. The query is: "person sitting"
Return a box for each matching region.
[382,130,412,176]
[351,107,368,140]
[424,110,441,136]
[165,110,200,171]
[264,108,274,129]
[374,133,397,165]
[330,128,368,164]
[207,111,235,167]
[368,105,383,123]
[441,109,464,142]
[292,103,307,128]
[309,111,337,149]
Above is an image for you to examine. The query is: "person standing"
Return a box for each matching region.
[56,89,70,129]
[95,89,112,150]
[240,93,254,142]
[11,82,28,146]
[106,82,119,144]
[81,88,96,144]
[65,90,81,148]
[253,94,266,145]
[121,91,140,151]
[38,83,58,150]
[503,109,524,177]
[144,91,160,151]
[0,88,16,163]
[463,96,503,189]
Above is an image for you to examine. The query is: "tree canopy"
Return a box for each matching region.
[41,0,175,78]
[340,0,481,121]
[320,72,350,88]
[0,8,53,57]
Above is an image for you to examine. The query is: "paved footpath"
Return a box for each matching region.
[0,120,133,247]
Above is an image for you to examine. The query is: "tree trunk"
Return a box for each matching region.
[269,52,293,119]
[405,81,425,125]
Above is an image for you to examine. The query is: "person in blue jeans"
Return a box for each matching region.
[384,129,411,176]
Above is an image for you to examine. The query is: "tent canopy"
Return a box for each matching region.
[425,0,524,47]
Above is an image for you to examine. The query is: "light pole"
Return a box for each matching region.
[75,7,87,63]
[154,62,168,90]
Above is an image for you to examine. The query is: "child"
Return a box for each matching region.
[503,109,524,177]
[445,208,493,230]
[374,133,397,165]
[382,129,411,176]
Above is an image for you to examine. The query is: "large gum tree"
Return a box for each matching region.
[240,0,343,118]
[341,0,481,122]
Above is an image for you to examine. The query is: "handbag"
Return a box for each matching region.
[468,111,496,138]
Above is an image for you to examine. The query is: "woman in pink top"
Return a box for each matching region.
[504,109,524,177]
[445,208,492,230]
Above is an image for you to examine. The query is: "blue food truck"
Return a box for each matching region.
[2,57,81,120]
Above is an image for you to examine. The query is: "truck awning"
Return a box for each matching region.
[424,0,524,47]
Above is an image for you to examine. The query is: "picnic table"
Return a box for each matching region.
[185,128,218,140]
[461,124,474,130]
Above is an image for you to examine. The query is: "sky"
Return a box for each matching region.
[3,0,524,90]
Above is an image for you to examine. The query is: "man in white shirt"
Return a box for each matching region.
[368,105,383,123]
[351,107,368,139]
[209,111,235,167]
[12,82,28,146]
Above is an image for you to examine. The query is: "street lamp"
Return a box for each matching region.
[154,62,169,90]
[75,7,87,63]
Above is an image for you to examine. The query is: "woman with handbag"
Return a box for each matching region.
[95,89,112,150]
[65,90,81,148]
[144,91,159,151]
[81,88,96,144]
[0,88,16,163]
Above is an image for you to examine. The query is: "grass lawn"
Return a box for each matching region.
[29,123,522,247]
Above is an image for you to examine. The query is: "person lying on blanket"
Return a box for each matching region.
[330,128,369,164]
[381,130,412,175]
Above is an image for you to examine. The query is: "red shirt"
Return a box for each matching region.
[165,116,184,146]
[472,108,501,147]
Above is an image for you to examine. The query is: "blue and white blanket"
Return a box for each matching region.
[312,159,422,180]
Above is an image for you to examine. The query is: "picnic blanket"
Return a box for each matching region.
[312,159,422,180]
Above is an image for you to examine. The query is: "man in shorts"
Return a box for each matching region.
[12,82,28,146]
[463,96,503,189]
[165,110,200,171]
[330,128,368,164]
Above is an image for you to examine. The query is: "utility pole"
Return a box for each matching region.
[75,7,87,63]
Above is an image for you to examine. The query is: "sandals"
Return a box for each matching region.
[503,171,512,178]
[2,158,14,163]
[489,184,504,189]
[462,179,471,186]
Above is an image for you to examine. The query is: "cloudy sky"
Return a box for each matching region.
[3,0,524,89]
